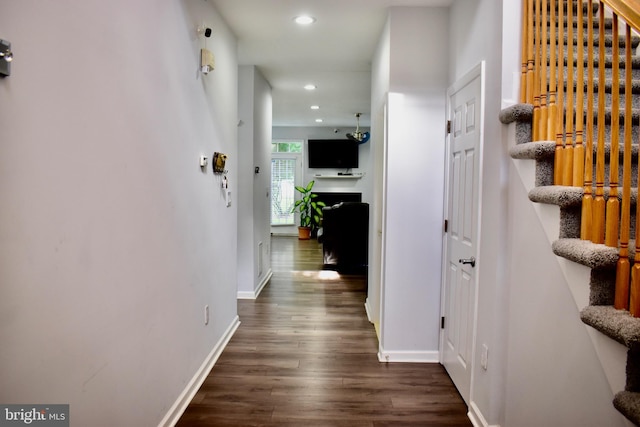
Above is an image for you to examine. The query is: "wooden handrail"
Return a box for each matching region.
[603,0,640,32]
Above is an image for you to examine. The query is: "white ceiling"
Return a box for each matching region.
[210,0,453,128]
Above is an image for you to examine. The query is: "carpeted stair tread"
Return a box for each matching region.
[530,185,639,206]
[588,106,640,125]
[509,141,556,160]
[499,103,533,125]
[552,238,619,269]
[585,56,640,70]
[614,391,640,426]
[580,306,640,349]
[529,185,583,207]
[570,33,640,48]
[584,78,640,94]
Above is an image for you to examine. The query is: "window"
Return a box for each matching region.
[271,158,296,225]
[271,141,302,226]
[272,141,302,153]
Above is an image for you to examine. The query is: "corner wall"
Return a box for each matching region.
[238,66,273,298]
[447,0,509,424]
[504,162,627,427]
[372,7,449,361]
[0,1,239,425]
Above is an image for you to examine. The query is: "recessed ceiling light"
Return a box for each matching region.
[304,84,316,90]
[310,105,320,110]
[315,119,323,123]
[294,15,316,25]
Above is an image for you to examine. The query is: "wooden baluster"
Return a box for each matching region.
[633,234,640,315]
[521,0,529,103]
[606,13,620,247]
[527,0,535,105]
[573,0,585,187]
[563,0,575,185]
[533,0,541,141]
[632,168,640,315]
[548,0,558,141]
[554,0,565,184]
[581,0,595,241]
[539,0,548,140]
[616,23,632,311]
[592,2,606,244]
[633,55,640,317]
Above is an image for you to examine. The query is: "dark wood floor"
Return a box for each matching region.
[177,236,471,426]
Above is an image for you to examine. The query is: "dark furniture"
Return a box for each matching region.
[312,192,362,208]
[319,202,369,274]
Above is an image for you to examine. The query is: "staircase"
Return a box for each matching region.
[502,1,640,425]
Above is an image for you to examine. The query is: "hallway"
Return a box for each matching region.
[177,236,470,426]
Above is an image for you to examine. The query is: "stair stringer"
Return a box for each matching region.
[505,134,630,426]
[506,121,630,406]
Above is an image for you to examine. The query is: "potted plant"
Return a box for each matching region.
[291,180,325,240]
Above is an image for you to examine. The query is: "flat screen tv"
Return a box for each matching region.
[308,139,359,169]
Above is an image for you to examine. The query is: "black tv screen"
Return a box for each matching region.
[308,139,359,169]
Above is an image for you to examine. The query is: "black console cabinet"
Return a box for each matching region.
[319,202,369,275]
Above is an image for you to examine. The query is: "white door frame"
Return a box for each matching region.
[439,61,486,402]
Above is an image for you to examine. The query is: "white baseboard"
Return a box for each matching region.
[364,298,373,323]
[158,316,241,427]
[237,269,272,300]
[468,401,500,427]
[377,348,439,363]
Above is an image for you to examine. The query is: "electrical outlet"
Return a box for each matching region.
[204,305,209,325]
[481,344,489,370]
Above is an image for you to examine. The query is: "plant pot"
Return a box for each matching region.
[298,226,311,240]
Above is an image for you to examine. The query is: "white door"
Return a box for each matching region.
[442,64,483,405]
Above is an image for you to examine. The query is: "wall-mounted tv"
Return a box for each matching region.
[308,139,359,169]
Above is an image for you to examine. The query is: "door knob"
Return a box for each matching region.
[459,257,476,267]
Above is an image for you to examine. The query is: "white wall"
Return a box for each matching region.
[374,7,448,362]
[504,168,627,427]
[368,17,392,332]
[272,126,373,236]
[448,0,509,423]
[237,66,273,298]
[0,1,239,425]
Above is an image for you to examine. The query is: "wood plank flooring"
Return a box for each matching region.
[177,236,471,426]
